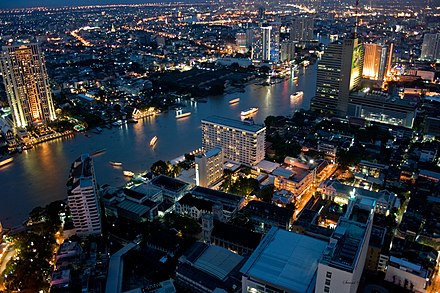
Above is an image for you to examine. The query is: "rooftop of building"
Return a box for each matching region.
[273,166,311,183]
[191,186,242,205]
[350,91,417,108]
[240,227,327,293]
[212,220,262,251]
[178,193,213,211]
[202,115,266,133]
[151,175,188,192]
[321,214,370,272]
[116,198,156,216]
[243,200,294,221]
[181,242,244,281]
[201,147,222,158]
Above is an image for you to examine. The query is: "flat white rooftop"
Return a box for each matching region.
[241,228,327,293]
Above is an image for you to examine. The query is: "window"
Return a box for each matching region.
[325,279,331,285]
[326,272,332,278]
[324,286,330,292]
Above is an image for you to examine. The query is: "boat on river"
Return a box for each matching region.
[176,109,191,119]
[229,97,240,104]
[123,170,135,177]
[290,91,304,100]
[240,107,258,117]
[0,156,13,167]
[109,161,122,167]
[150,136,158,147]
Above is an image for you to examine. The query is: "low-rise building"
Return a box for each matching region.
[273,166,313,198]
[319,179,399,215]
[176,242,245,292]
[191,186,245,220]
[150,175,190,203]
[202,214,262,256]
[241,200,294,232]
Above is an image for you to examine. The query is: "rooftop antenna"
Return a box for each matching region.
[353,0,359,39]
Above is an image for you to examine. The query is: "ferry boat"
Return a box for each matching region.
[150,136,158,147]
[229,97,240,104]
[176,109,191,119]
[240,107,258,117]
[109,161,122,167]
[290,91,304,100]
[123,170,135,177]
[0,156,13,167]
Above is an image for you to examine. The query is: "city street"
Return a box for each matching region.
[293,163,338,220]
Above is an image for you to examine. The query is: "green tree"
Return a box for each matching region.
[151,160,170,176]
[256,184,275,203]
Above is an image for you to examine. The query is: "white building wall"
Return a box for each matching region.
[385,265,427,293]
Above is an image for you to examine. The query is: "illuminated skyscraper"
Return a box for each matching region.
[0,44,56,130]
[67,154,102,237]
[362,43,393,81]
[311,38,363,116]
[420,33,440,61]
[252,23,280,62]
[290,17,315,43]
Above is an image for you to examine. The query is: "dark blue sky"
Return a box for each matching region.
[0,0,154,9]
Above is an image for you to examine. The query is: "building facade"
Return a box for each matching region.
[252,23,280,62]
[362,43,393,82]
[0,44,56,130]
[311,38,363,116]
[420,33,440,61]
[290,17,315,43]
[315,200,374,293]
[195,147,223,188]
[67,154,102,236]
[201,116,266,166]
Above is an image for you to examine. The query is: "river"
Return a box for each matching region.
[0,62,317,227]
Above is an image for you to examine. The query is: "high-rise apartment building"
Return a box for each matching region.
[420,33,440,61]
[362,43,393,81]
[67,154,102,236]
[290,17,315,43]
[280,40,296,62]
[252,23,280,62]
[201,116,266,166]
[235,32,248,52]
[311,38,363,116]
[195,147,224,188]
[0,44,56,130]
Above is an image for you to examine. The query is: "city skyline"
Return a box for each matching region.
[0,0,439,292]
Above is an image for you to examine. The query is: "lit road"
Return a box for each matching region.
[294,163,338,220]
[427,266,440,293]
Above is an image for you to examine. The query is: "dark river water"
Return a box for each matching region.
[0,63,318,227]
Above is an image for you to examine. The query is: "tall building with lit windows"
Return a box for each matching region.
[67,154,102,237]
[420,33,440,61]
[311,37,363,116]
[195,147,224,188]
[290,17,315,43]
[252,22,280,62]
[201,116,266,166]
[0,44,56,130]
[362,43,393,81]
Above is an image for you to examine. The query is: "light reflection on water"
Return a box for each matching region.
[0,63,317,227]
